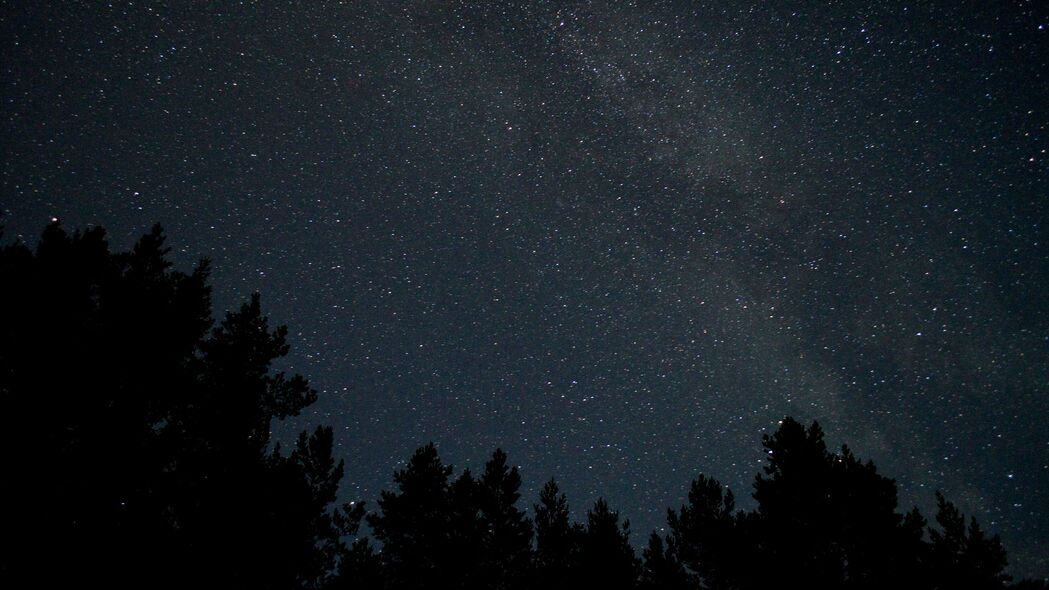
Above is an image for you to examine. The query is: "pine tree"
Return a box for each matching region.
[580,499,640,590]
[666,474,738,589]
[367,443,455,589]
[639,532,690,590]
[533,478,583,589]
[0,222,359,589]
[928,492,1010,589]
[476,449,534,590]
[749,418,924,588]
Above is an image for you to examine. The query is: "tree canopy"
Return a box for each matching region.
[0,222,361,588]
[1,222,1041,589]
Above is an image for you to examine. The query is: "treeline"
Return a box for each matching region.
[0,222,1043,589]
[350,424,1041,590]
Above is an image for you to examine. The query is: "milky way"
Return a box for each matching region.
[3,1,1047,578]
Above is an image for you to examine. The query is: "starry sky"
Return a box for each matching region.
[2,0,1047,579]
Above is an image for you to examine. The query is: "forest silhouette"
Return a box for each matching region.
[0,222,1044,589]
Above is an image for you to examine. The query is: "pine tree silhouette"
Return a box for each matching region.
[748,418,925,588]
[367,445,535,590]
[661,417,1021,590]
[928,491,1010,589]
[0,222,361,589]
[580,498,640,590]
[640,532,690,590]
[4,223,1039,589]
[666,474,740,589]
[367,443,455,589]
[475,449,534,590]
[533,478,584,589]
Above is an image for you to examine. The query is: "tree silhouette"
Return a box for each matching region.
[448,467,488,588]
[580,498,640,590]
[640,532,690,590]
[533,478,584,589]
[474,449,534,589]
[666,474,741,590]
[928,491,1010,589]
[746,418,925,589]
[0,222,360,589]
[4,222,1040,589]
[367,443,455,589]
[367,445,534,590]
[660,417,1031,589]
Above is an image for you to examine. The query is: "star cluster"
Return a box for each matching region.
[3,1,1047,578]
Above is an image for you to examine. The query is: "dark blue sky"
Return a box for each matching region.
[3,1,1047,579]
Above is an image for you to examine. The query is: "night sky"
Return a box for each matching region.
[3,1,1048,579]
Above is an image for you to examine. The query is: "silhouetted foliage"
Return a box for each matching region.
[667,474,739,589]
[640,532,690,590]
[475,449,535,589]
[533,478,584,589]
[356,421,1037,590]
[0,223,361,589]
[367,443,455,589]
[3,223,1040,589]
[367,445,534,590]
[928,491,1011,589]
[580,498,640,589]
[748,418,922,588]
[662,417,1019,590]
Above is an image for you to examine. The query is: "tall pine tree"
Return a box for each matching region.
[0,223,360,589]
